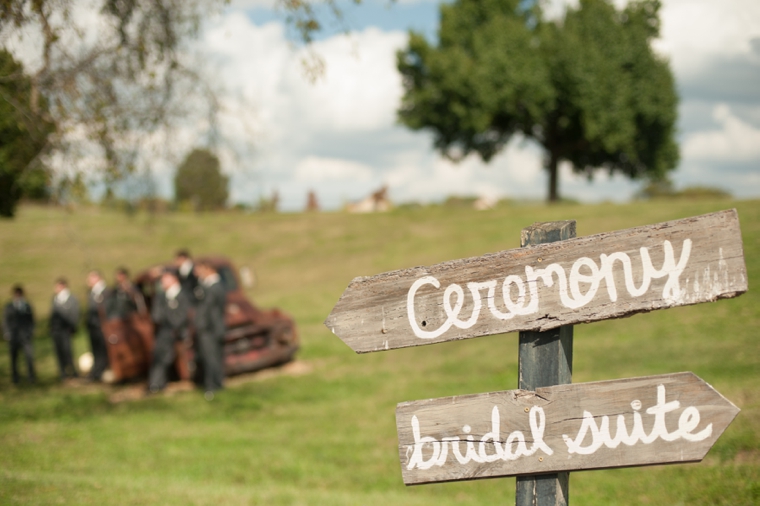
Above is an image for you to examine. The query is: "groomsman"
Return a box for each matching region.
[111,267,146,317]
[85,270,110,381]
[174,249,199,302]
[147,270,190,393]
[194,260,227,399]
[50,278,80,379]
[2,285,36,384]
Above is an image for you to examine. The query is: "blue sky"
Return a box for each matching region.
[182,0,759,210]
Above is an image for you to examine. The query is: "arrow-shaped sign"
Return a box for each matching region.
[396,372,740,485]
[325,210,747,353]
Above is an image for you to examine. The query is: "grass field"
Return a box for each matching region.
[1,199,758,505]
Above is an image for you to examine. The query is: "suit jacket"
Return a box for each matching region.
[50,293,80,336]
[194,280,226,339]
[108,283,146,318]
[3,299,35,340]
[86,288,109,338]
[178,266,200,304]
[151,288,190,341]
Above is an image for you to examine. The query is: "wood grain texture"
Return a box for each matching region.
[396,372,740,485]
[517,221,575,506]
[325,210,747,353]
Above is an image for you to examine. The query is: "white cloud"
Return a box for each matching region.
[161,2,760,207]
[295,156,374,182]
[653,0,760,78]
[229,0,276,9]
[296,29,407,132]
[682,104,760,162]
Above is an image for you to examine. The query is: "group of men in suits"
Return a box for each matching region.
[4,250,226,398]
[3,276,90,384]
[148,250,226,399]
[3,269,143,385]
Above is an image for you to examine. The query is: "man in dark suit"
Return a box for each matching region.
[110,267,146,318]
[86,270,110,381]
[50,278,79,380]
[174,249,200,303]
[148,270,190,393]
[3,285,36,384]
[194,260,226,399]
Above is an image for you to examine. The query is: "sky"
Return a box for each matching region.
[192,0,760,210]
[9,0,760,210]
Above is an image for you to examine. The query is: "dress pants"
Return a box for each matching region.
[197,331,224,392]
[52,330,78,379]
[10,332,35,384]
[148,331,176,391]
[88,326,109,380]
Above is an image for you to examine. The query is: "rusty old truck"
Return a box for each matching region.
[99,257,299,383]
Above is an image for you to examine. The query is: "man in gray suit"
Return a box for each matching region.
[86,270,110,381]
[50,278,79,380]
[110,267,146,318]
[147,270,190,393]
[194,260,226,399]
[3,285,36,385]
[174,249,200,303]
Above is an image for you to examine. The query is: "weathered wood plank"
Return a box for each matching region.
[396,372,740,485]
[517,221,575,506]
[325,210,747,353]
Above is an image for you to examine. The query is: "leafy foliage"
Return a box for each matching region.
[397,0,679,202]
[174,148,228,210]
[0,0,229,206]
[0,49,54,217]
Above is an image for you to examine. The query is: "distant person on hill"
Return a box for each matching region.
[194,260,226,399]
[85,270,110,381]
[174,249,200,303]
[50,278,80,380]
[2,285,36,385]
[148,270,190,393]
[110,267,146,317]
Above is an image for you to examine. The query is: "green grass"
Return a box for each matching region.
[1,200,758,505]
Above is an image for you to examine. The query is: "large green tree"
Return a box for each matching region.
[0,49,54,217]
[174,148,228,211]
[397,0,679,202]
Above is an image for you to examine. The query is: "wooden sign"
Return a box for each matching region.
[396,372,739,485]
[326,210,747,353]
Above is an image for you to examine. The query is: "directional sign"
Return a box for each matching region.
[325,210,747,353]
[395,372,739,485]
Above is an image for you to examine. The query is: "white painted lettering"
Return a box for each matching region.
[563,384,712,455]
[407,239,692,339]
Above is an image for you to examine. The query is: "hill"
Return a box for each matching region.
[1,200,758,505]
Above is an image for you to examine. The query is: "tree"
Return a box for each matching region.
[0,1,365,217]
[397,0,679,202]
[0,49,54,217]
[174,148,228,210]
[0,0,230,211]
